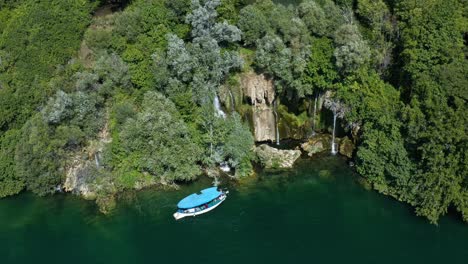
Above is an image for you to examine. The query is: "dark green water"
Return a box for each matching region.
[0,156,466,264]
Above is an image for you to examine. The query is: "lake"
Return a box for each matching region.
[0,155,466,264]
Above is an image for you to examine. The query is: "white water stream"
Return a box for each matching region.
[214,95,226,118]
[273,100,280,145]
[331,111,338,155]
[311,94,318,136]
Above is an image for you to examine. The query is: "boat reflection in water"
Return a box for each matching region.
[173,187,228,220]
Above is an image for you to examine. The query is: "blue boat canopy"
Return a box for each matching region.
[177,187,222,209]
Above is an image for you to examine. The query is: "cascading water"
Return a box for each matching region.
[331,110,338,155]
[324,97,346,155]
[273,99,280,145]
[311,94,318,137]
[228,90,235,112]
[220,162,231,172]
[214,95,226,118]
[95,152,100,168]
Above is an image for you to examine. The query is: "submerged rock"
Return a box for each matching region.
[255,144,301,169]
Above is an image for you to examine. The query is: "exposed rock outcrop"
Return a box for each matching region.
[241,72,276,142]
[64,157,98,199]
[339,137,355,158]
[301,134,333,156]
[301,134,355,158]
[64,118,112,199]
[255,144,301,169]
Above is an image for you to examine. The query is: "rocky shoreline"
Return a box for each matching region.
[61,69,358,213]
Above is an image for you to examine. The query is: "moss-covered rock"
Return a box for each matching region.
[339,137,355,158]
[277,104,310,140]
[255,144,301,169]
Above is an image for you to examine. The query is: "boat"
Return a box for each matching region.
[173,187,228,220]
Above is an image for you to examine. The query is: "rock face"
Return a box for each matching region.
[301,134,355,158]
[301,134,333,157]
[255,144,301,169]
[63,157,98,200]
[241,72,276,142]
[339,136,355,158]
[64,119,112,199]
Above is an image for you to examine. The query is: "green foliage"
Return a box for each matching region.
[108,0,190,91]
[396,0,465,82]
[219,113,255,176]
[0,0,95,196]
[255,33,294,92]
[15,88,104,195]
[0,0,94,131]
[217,0,244,24]
[0,0,465,225]
[298,0,343,37]
[336,0,468,223]
[356,0,395,73]
[333,24,371,73]
[118,91,202,182]
[0,129,24,197]
[238,5,269,46]
[301,37,338,96]
[15,115,63,196]
[157,0,243,105]
[244,0,341,98]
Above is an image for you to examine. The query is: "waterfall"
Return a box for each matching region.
[311,94,318,136]
[331,111,338,155]
[220,162,231,172]
[209,124,213,158]
[273,100,280,145]
[214,95,226,118]
[228,90,235,112]
[212,176,220,187]
[94,152,100,168]
[324,97,346,155]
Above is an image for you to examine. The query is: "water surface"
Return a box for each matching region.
[0,156,466,263]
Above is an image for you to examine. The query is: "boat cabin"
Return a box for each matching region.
[173,187,227,219]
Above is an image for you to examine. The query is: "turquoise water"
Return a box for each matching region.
[0,156,466,263]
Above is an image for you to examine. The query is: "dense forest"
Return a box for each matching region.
[0,0,466,224]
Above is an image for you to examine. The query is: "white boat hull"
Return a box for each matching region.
[173,195,226,220]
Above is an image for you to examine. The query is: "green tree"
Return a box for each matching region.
[356,0,395,72]
[0,130,24,197]
[119,91,202,182]
[238,5,269,46]
[333,24,371,73]
[300,37,338,97]
[16,115,64,196]
[298,0,343,37]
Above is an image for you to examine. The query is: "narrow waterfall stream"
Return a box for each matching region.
[331,111,338,155]
[94,153,100,168]
[311,94,318,136]
[273,99,280,145]
[228,90,235,112]
[214,95,226,118]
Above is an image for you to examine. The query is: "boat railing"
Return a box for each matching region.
[178,194,226,214]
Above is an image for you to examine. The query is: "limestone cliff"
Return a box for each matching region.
[240,72,276,142]
[63,118,112,199]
